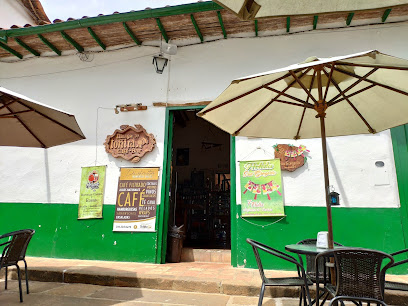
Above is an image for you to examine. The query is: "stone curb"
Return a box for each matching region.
[5,267,408,305]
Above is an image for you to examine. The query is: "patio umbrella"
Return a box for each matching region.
[198,50,408,249]
[0,86,85,148]
[214,0,408,20]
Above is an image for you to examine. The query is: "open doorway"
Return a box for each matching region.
[168,109,231,250]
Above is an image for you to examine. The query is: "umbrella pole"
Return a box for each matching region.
[320,115,334,249]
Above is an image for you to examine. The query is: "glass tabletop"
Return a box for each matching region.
[285,243,343,255]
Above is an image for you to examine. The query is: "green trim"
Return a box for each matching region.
[391,125,408,248]
[61,31,84,52]
[156,18,169,43]
[38,34,61,56]
[217,11,227,39]
[230,136,237,267]
[382,8,392,22]
[122,22,141,45]
[87,27,106,50]
[190,14,203,42]
[346,12,354,26]
[0,2,223,39]
[313,15,318,30]
[254,20,258,37]
[14,38,40,56]
[0,41,23,59]
[286,17,290,32]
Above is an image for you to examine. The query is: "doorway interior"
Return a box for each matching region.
[168,109,231,250]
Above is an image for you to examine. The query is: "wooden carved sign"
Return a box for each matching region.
[104,125,156,163]
[273,144,309,172]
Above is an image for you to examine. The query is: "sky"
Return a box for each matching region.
[41,0,196,21]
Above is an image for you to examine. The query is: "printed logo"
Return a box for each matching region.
[86,170,100,191]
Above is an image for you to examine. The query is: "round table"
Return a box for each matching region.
[285,244,341,255]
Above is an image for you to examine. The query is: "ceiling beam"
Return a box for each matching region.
[122,22,141,45]
[61,31,84,52]
[190,14,203,42]
[313,15,318,30]
[0,41,23,59]
[37,34,61,56]
[14,38,40,56]
[382,9,392,22]
[286,17,290,32]
[155,18,169,43]
[87,27,106,50]
[217,11,227,39]
[346,12,354,25]
[255,20,258,36]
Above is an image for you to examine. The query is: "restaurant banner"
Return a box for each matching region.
[78,165,106,219]
[113,167,159,232]
[239,159,284,217]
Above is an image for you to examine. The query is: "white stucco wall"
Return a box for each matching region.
[0,21,407,208]
[0,0,37,28]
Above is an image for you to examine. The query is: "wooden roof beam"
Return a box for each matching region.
[313,15,318,30]
[61,31,84,52]
[155,18,169,43]
[286,17,290,32]
[190,14,203,43]
[87,27,106,50]
[0,41,23,59]
[217,11,227,39]
[122,22,141,45]
[14,38,40,56]
[37,34,61,56]
[382,9,392,22]
[255,20,258,36]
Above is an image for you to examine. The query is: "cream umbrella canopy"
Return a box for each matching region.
[198,50,408,249]
[0,87,85,148]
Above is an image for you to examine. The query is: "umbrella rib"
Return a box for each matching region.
[199,69,303,115]
[4,104,46,148]
[323,69,376,133]
[233,68,312,136]
[327,67,378,103]
[290,70,318,104]
[323,64,335,102]
[274,100,313,108]
[16,100,85,139]
[264,87,314,107]
[0,99,17,111]
[295,70,316,140]
[0,110,34,117]
[333,66,408,97]
[337,62,408,71]
[329,84,376,107]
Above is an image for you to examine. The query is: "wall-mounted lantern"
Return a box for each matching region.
[329,191,340,206]
[152,54,168,74]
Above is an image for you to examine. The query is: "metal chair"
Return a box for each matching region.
[315,248,394,306]
[385,248,408,292]
[0,229,35,302]
[247,238,312,306]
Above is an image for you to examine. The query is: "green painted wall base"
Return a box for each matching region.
[234,206,408,275]
[0,203,158,263]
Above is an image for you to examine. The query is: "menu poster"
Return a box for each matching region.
[113,167,159,232]
[239,159,285,217]
[78,165,106,219]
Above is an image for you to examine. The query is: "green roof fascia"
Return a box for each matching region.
[87,27,106,50]
[14,38,40,56]
[0,2,223,40]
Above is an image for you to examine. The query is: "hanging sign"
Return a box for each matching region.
[104,124,156,163]
[113,167,159,232]
[239,159,284,217]
[273,144,309,172]
[78,165,106,219]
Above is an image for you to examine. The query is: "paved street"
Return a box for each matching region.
[0,280,299,305]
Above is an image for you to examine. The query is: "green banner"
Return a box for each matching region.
[78,165,106,219]
[240,159,284,217]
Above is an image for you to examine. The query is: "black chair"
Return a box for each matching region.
[247,238,312,306]
[0,229,35,302]
[315,248,394,306]
[385,248,408,292]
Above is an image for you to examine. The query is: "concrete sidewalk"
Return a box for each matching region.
[2,256,408,305]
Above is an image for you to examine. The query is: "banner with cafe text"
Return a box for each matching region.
[239,159,284,217]
[113,167,159,232]
[78,165,106,219]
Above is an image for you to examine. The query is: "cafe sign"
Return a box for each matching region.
[104,124,156,163]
